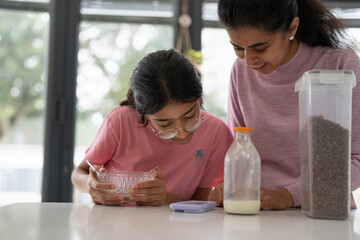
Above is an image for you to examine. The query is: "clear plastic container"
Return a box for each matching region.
[295,70,356,219]
[223,127,261,215]
[97,171,154,197]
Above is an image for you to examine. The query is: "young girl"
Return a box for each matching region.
[71,49,233,206]
[209,0,360,209]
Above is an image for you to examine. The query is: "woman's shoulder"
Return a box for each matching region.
[300,42,360,71]
[304,42,359,60]
[320,46,360,70]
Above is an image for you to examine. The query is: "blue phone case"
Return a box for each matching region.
[170,200,216,213]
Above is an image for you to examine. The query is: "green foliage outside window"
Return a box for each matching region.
[0,11,48,142]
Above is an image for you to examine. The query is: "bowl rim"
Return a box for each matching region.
[97,171,154,176]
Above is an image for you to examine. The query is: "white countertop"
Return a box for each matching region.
[0,202,359,240]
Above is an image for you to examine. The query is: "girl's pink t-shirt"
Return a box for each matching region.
[85,106,233,200]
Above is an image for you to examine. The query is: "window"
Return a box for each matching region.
[201,28,235,121]
[0,10,49,206]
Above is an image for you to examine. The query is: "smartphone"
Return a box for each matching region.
[169,200,216,213]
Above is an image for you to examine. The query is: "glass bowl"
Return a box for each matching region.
[96,171,155,196]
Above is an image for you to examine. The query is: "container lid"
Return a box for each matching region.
[234,127,252,132]
[294,70,356,92]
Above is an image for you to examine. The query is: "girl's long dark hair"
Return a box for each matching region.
[120,49,202,124]
[217,0,353,49]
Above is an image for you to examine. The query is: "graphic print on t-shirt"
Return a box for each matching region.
[195,149,204,168]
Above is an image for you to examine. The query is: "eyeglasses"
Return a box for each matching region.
[149,111,204,140]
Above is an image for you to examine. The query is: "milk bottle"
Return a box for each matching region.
[223,127,261,214]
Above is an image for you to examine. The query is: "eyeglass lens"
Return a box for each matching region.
[157,117,202,139]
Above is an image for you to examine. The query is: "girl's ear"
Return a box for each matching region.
[288,17,299,39]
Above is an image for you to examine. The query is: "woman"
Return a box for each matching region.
[209,0,360,209]
[71,49,233,206]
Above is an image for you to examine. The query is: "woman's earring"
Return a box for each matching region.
[289,36,294,41]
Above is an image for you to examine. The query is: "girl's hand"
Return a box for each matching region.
[260,187,294,210]
[208,184,223,207]
[87,166,125,206]
[128,166,167,206]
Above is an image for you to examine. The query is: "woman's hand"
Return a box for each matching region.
[87,166,125,206]
[208,185,294,210]
[260,187,294,210]
[208,184,223,207]
[128,166,167,206]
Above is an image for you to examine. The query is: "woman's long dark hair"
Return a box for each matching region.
[120,49,203,124]
[217,0,352,49]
